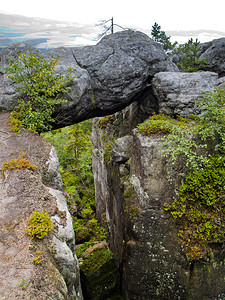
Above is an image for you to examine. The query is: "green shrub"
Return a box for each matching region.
[164,155,225,260]
[5,52,74,133]
[26,209,53,239]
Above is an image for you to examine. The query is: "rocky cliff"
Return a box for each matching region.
[0,113,83,299]
[92,82,225,299]
[1,33,224,128]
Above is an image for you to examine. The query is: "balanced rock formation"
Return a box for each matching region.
[0,30,178,127]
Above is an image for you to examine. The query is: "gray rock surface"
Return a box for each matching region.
[199,38,225,77]
[45,146,64,191]
[111,136,133,163]
[73,30,178,114]
[49,188,82,297]
[152,71,218,116]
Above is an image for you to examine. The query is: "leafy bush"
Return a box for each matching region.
[26,209,53,239]
[172,38,208,72]
[163,88,225,169]
[5,52,74,133]
[162,89,225,260]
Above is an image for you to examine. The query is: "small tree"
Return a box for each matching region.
[97,17,130,39]
[151,22,177,51]
[172,38,208,72]
[5,52,74,133]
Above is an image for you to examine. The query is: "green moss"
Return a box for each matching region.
[2,152,37,172]
[164,155,225,260]
[76,242,95,258]
[137,113,189,137]
[103,141,113,164]
[80,248,114,275]
[8,116,23,133]
[98,115,115,129]
[73,216,107,244]
[26,209,53,239]
[124,185,139,218]
[91,88,95,108]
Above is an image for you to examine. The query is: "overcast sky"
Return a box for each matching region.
[1,0,225,32]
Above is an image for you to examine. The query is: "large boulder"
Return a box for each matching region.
[199,38,225,77]
[72,30,178,115]
[152,71,219,116]
[0,31,178,127]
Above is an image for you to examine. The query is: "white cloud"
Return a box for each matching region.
[1,0,225,32]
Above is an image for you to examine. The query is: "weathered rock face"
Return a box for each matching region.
[1,32,225,299]
[0,31,178,127]
[152,71,218,116]
[92,110,225,300]
[0,112,83,299]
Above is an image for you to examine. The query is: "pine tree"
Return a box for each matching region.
[151,22,177,51]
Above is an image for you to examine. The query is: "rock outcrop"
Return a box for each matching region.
[0,112,82,299]
[171,37,225,77]
[0,30,178,127]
